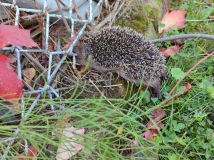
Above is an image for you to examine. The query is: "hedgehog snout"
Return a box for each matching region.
[73,43,90,65]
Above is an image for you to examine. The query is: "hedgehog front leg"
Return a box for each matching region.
[151,79,162,99]
[161,71,169,80]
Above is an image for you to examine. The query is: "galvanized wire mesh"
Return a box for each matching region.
[0,0,105,159]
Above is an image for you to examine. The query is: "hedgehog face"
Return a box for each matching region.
[74,42,90,65]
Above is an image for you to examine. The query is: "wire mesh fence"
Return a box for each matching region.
[0,0,105,159]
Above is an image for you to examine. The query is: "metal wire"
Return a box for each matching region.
[0,1,105,159]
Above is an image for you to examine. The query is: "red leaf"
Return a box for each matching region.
[142,129,158,140]
[0,54,23,104]
[146,120,164,130]
[0,24,38,48]
[160,45,181,58]
[159,10,186,33]
[18,145,37,160]
[184,82,191,93]
[151,108,166,121]
[142,108,166,140]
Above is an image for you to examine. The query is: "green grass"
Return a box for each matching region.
[0,0,214,159]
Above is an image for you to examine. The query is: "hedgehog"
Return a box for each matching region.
[74,26,166,98]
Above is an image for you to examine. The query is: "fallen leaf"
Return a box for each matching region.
[0,24,38,48]
[56,126,85,160]
[22,68,36,85]
[146,120,164,130]
[151,108,166,121]
[142,108,166,140]
[0,54,23,105]
[160,45,181,58]
[142,129,158,140]
[159,10,186,34]
[184,82,191,93]
[18,145,37,160]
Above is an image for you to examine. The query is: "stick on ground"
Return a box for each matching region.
[152,34,214,43]
[169,50,214,95]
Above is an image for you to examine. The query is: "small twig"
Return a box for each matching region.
[23,53,46,72]
[95,0,125,30]
[163,0,169,13]
[109,1,126,26]
[186,19,214,22]
[71,1,91,31]
[58,0,68,8]
[157,91,185,107]
[55,0,70,33]
[31,25,42,38]
[89,79,113,106]
[72,1,83,20]
[169,50,214,95]
[152,34,214,43]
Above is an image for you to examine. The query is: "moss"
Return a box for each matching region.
[115,0,163,38]
[115,3,149,34]
[170,0,183,8]
[115,14,149,34]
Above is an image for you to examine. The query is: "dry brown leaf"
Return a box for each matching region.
[23,68,36,85]
[56,126,85,160]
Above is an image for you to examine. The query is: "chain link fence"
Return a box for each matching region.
[0,0,105,159]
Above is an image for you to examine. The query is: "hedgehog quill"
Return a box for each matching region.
[74,26,166,98]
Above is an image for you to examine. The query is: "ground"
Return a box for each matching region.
[0,0,214,159]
